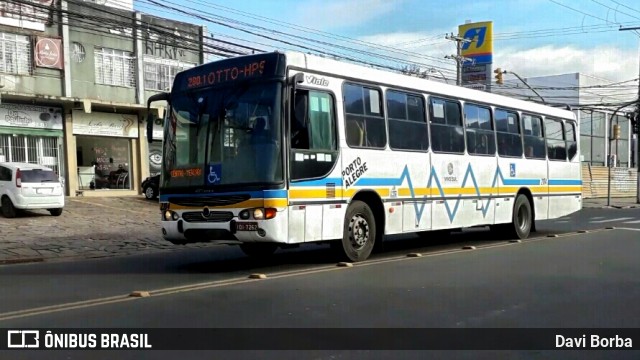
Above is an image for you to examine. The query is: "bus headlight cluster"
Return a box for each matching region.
[163,210,180,221]
[238,208,277,220]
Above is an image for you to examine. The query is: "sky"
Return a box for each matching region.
[134,0,640,99]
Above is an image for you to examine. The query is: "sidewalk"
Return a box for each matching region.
[582,197,640,209]
[0,196,214,265]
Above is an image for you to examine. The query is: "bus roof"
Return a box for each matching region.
[282,51,576,121]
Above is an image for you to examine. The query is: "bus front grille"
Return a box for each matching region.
[168,195,251,207]
[182,211,234,223]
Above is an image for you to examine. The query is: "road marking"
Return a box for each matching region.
[590,216,605,220]
[555,220,569,223]
[590,217,634,223]
[623,219,640,224]
[0,229,611,322]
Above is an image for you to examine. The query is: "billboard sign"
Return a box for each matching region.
[459,21,493,88]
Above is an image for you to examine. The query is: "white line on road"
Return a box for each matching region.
[590,216,605,220]
[623,219,640,224]
[590,217,634,223]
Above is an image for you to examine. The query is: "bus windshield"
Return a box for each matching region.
[162,81,283,190]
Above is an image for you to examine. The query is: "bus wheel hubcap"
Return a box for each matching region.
[349,214,369,249]
[146,188,154,198]
[518,206,528,231]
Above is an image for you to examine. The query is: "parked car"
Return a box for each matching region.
[142,174,160,200]
[0,162,65,218]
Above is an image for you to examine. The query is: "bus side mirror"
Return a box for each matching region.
[146,113,154,143]
[290,73,304,92]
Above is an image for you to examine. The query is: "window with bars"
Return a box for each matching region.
[0,32,32,75]
[143,58,195,91]
[94,47,136,87]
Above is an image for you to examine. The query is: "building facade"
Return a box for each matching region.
[0,0,204,197]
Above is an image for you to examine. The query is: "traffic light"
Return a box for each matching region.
[633,114,639,134]
[494,68,504,85]
[612,124,621,140]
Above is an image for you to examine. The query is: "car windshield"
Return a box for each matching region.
[21,169,59,183]
[162,81,283,189]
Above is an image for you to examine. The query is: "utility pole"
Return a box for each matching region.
[619,26,640,204]
[445,33,473,86]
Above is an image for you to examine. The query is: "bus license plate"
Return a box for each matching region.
[236,222,258,231]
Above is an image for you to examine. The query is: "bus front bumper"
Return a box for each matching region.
[161,216,287,245]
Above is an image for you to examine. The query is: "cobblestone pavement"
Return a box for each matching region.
[0,196,214,264]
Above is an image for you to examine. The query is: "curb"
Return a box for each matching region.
[0,257,44,265]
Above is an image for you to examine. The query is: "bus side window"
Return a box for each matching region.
[292,90,310,149]
[290,90,338,181]
[495,109,522,158]
[522,114,546,159]
[343,83,386,148]
[565,121,577,160]
[292,90,336,151]
[544,118,566,161]
[430,97,464,153]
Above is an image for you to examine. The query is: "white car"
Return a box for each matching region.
[0,162,65,218]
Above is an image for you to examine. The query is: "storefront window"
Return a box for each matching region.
[76,136,132,190]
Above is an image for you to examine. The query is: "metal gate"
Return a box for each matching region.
[0,134,63,177]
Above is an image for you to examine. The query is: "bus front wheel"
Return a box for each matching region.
[511,194,532,239]
[336,200,376,262]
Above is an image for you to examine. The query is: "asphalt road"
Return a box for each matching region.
[0,207,639,359]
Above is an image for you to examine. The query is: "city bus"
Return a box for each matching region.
[146,51,581,262]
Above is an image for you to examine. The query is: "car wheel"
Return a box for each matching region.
[144,186,156,199]
[49,208,63,217]
[239,243,278,258]
[1,196,17,218]
[335,200,376,262]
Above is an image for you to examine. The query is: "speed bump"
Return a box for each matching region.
[462,246,476,250]
[406,253,423,257]
[129,291,150,298]
[248,273,267,279]
[509,239,522,243]
[336,262,353,267]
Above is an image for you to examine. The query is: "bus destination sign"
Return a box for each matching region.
[186,60,266,89]
[174,53,286,91]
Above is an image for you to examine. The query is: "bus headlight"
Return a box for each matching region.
[253,208,264,219]
[163,210,180,221]
[252,208,276,220]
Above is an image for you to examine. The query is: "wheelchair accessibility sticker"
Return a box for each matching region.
[206,163,222,185]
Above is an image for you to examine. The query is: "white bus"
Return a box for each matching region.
[146,51,581,262]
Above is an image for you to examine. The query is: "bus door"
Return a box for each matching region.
[288,83,341,242]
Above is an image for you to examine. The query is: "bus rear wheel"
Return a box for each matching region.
[511,194,532,239]
[239,243,278,258]
[335,200,376,262]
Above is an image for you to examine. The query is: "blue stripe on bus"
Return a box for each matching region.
[355,177,404,186]
[160,189,287,200]
[549,179,582,186]
[502,178,540,186]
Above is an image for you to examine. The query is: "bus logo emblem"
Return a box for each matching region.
[510,163,516,177]
[447,163,454,175]
[305,75,329,86]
